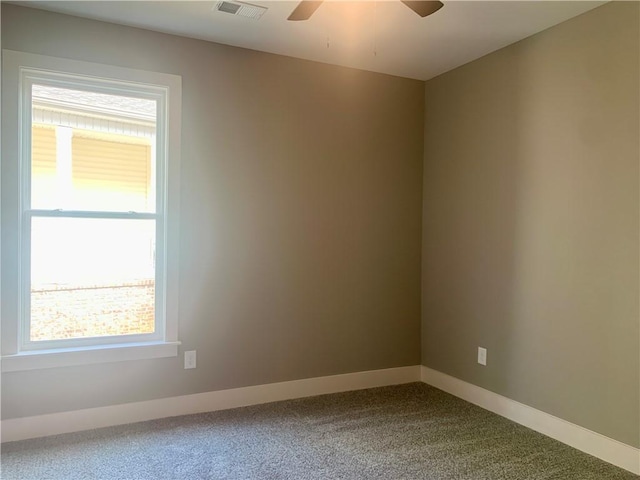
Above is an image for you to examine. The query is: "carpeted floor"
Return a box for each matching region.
[1,383,637,479]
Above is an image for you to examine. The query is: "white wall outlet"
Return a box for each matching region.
[477,347,487,366]
[184,350,197,369]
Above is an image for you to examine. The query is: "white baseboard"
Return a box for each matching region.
[3,364,638,475]
[0,365,421,443]
[421,366,640,475]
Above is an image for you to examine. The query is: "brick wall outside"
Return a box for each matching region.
[30,279,155,341]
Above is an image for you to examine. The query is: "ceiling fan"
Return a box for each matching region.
[287,1,444,21]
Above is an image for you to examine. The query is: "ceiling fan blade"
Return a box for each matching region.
[287,1,324,21]
[401,1,444,18]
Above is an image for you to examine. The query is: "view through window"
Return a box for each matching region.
[29,85,158,342]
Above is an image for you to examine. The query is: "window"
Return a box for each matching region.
[1,51,182,371]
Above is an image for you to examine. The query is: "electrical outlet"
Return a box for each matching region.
[477,347,487,366]
[184,350,197,369]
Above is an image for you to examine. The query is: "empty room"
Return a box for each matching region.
[1,1,638,478]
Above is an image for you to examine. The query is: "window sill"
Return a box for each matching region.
[1,341,180,372]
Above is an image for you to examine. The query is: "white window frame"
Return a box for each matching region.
[1,50,182,372]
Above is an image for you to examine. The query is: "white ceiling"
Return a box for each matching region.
[15,0,607,80]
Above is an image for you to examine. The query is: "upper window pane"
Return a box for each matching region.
[31,84,157,212]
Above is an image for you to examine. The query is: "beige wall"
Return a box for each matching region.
[1,4,424,419]
[422,2,639,447]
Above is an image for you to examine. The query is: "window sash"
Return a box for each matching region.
[18,69,169,352]
[28,210,158,219]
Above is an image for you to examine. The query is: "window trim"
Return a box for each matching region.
[1,50,182,371]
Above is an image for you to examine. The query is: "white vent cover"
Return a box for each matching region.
[214,1,267,20]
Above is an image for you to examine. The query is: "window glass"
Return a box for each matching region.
[31,84,157,213]
[30,217,156,341]
[26,83,161,346]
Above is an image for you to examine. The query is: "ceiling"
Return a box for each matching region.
[15,1,607,80]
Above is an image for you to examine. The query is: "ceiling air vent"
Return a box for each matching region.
[214,1,267,20]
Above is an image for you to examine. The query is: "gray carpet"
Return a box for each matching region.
[2,383,637,479]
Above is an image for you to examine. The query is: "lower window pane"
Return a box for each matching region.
[30,217,156,341]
